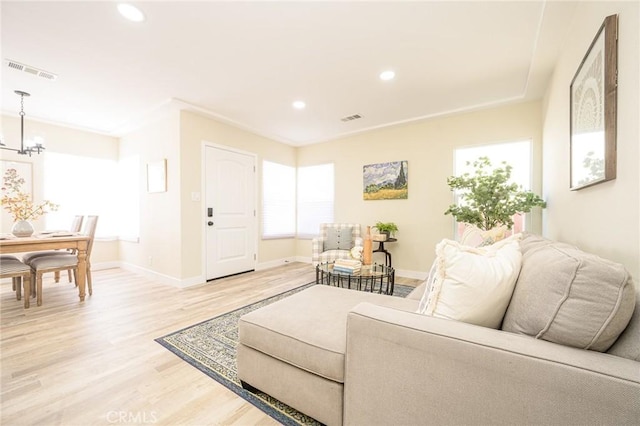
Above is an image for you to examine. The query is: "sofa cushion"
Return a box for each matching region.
[607,290,640,361]
[502,234,635,352]
[407,260,438,300]
[317,249,353,265]
[324,226,354,251]
[407,281,428,300]
[238,285,419,383]
[417,234,522,329]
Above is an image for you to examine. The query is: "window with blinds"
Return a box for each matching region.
[262,160,296,239]
[297,163,334,239]
[43,152,140,240]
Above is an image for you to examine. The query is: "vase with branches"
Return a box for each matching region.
[1,168,57,236]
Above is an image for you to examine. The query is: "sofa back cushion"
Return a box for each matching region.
[502,234,635,352]
[607,290,640,361]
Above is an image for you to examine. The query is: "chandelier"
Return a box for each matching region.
[0,90,45,156]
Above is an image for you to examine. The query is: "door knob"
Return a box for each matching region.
[208,221,214,226]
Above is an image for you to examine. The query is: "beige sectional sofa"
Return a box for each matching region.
[237,234,640,425]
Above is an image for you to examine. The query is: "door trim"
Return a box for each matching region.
[201,141,259,282]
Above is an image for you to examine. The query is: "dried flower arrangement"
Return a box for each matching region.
[1,168,58,221]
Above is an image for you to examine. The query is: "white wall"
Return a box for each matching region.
[296,101,544,278]
[0,115,120,266]
[542,2,639,278]
[118,111,182,281]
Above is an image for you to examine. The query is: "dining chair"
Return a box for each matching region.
[21,215,84,283]
[1,255,31,308]
[27,215,98,306]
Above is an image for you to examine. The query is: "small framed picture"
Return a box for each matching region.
[147,159,167,193]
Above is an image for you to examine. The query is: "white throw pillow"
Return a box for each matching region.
[417,234,523,329]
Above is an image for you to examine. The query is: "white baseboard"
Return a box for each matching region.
[256,257,297,271]
[295,256,312,264]
[97,259,428,286]
[92,261,120,271]
[394,268,429,280]
[118,262,206,288]
[117,259,302,288]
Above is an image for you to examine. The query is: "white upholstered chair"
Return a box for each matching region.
[311,223,362,266]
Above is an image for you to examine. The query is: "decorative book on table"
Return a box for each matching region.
[333,259,362,274]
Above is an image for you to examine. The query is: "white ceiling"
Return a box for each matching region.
[0,1,577,146]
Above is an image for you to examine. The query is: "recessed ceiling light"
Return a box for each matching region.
[118,3,145,22]
[379,70,395,81]
[292,101,306,110]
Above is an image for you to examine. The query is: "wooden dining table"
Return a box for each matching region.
[0,234,91,303]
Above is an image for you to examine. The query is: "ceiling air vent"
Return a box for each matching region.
[341,114,362,122]
[5,59,58,81]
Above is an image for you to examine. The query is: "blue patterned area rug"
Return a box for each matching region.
[155,282,414,426]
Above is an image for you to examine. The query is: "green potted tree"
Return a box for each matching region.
[445,157,545,242]
[373,222,398,240]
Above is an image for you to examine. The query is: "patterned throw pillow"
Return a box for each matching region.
[324,227,354,251]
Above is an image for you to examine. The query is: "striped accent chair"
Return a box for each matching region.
[1,255,31,308]
[311,223,362,266]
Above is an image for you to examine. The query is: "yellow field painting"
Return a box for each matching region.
[363,160,408,200]
[363,188,408,200]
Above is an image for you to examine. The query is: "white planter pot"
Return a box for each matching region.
[12,220,34,237]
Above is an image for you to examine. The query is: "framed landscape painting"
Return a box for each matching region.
[363,160,408,200]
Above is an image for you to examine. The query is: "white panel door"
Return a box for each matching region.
[205,145,256,280]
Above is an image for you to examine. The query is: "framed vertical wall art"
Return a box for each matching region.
[570,14,618,190]
[147,159,167,193]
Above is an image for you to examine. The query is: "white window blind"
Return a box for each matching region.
[262,161,296,239]
[297,163,334,238]
[43,152,138,239]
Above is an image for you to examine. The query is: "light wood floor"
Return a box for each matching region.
[1,263,420,426]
